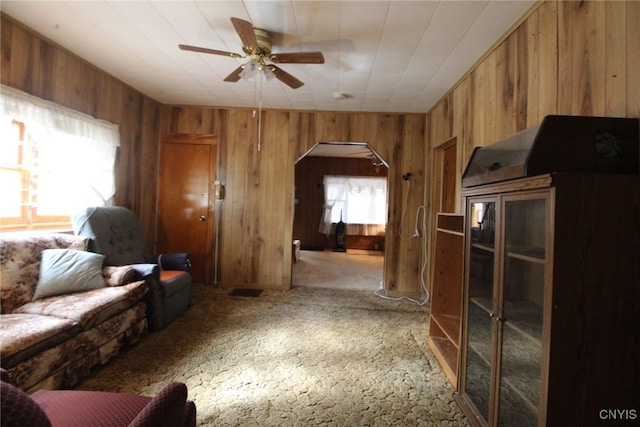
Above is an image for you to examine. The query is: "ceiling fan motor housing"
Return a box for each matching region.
[253,28,272,55]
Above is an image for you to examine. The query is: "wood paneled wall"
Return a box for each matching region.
[160,107,426,294]
[1,14,161,251]
[294,156,387,251]
[427,1,640,215]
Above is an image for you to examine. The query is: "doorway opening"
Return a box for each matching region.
[292,142,389,291]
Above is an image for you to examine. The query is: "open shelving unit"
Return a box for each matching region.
[428,213,464,389]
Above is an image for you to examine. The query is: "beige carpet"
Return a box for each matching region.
[292,249,384,291]
[78,285,469,426]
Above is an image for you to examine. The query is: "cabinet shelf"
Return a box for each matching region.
[470,297,492,315]
[501,328,542,410]
[472,242,495,253]
[428,336,459,383]
[503,300,543,344]
[471,296,542,345]
[430,313,461,346]
[429,213,464,390]
[436,227,464,237]
[506,245,545,264]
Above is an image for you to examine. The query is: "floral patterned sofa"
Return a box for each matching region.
[0,233,148,392]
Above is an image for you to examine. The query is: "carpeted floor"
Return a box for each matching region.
[292,249,384,291]
[78,285,469,426]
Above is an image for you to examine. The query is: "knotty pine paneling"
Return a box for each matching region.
[162,106,426,295]
[1,13,161,252]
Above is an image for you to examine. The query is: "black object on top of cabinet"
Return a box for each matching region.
[462,115,639,187]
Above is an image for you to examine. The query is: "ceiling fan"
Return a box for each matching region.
[179,17,324,89]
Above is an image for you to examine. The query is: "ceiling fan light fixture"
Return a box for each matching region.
[262,65,275,82]
[240,59,259,80]
[333,92,350,100]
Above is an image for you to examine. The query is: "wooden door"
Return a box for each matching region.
[157,135,217,285]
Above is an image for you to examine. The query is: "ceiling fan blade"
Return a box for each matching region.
[179,44,242,58]
[224,66,244,82]
[270,65,304,89]
[231,17,260,53]
[270,51,325,64]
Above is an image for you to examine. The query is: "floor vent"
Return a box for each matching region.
[229,288,263,297]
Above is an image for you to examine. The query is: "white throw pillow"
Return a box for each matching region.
[33,249,106,300]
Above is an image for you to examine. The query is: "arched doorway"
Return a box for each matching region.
[292,142,389,291]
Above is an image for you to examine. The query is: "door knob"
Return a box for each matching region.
[199,215,206,221]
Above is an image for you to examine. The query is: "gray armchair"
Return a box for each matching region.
[72,206,192,331]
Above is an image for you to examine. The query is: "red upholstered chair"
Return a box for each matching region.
[1,375,196,427]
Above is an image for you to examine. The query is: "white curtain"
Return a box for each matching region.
[319,175,387,236]
[0,84,120,208]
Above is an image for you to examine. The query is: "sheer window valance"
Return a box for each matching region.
[0,84,120,207]
[1,85,120,147]
[319,175,387,236]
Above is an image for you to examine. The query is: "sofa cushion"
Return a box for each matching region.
[15,281,148,330]
[33,249,106,300]
[0,314,79,368]
[0,234,89,313]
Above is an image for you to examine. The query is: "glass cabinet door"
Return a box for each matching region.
[464,200,497,422]
[497,196,547,426]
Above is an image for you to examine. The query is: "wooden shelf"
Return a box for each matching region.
[470,296,492,315]
[506,245,545,264]
[437,213,464,233]
[429,213,464,390]
[471,296,543,344]
[428,336,459,387]
[430,313,460,345]
[472,242,495,253]
[436,227,464,237]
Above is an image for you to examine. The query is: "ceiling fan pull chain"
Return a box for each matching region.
[257,77,263,152]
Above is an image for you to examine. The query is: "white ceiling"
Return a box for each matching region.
[1,0,535,114]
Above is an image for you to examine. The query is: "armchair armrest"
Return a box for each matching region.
[151,253,192,275]
[130,263,160,281]
[130,264,163,331]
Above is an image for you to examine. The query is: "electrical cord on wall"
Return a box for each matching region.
[398,178,421,240]
[375,174,430,305]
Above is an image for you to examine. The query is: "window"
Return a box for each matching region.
[0,120,71,229]
[319,175,387,236]
[1,85,120,232]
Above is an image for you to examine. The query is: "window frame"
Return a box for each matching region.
[1,119,73,231]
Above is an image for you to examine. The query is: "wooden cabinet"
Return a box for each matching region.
[428,213,464,389]
[457,173,640,427]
